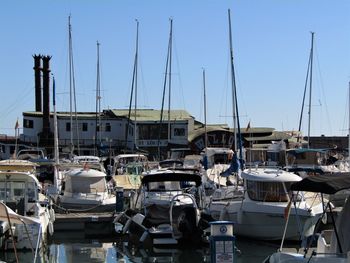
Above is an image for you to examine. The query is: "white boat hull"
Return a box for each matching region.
[209,201,317,240]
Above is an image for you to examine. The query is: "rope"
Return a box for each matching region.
[52,201,114,214]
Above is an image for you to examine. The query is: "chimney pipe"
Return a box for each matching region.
[42,55,51,134]
[33,55,42,112]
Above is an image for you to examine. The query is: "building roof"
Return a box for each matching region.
[108,109,193,122]
[23,111,103,118]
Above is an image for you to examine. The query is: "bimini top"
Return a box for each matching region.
[241,168,302,183]
[290,173,350,194]
[142,170,202,187]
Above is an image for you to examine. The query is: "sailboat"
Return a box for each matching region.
[285,32,344,175]
[202,9,243,190]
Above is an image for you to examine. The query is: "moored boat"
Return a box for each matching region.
[0,159,55,253]
[56,167,117,213]
[114,168,213,248]
[209,167,324,240]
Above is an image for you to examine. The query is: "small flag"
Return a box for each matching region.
[245,121,251,132]
[14,119,19,130]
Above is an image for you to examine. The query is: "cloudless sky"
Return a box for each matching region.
[1,0,350,137]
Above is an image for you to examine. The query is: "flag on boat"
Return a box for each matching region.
[245,121,251,132]
[14,119,19,130]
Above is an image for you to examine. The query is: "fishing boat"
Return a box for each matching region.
[56,167,116,213]
[209,167,324,240]
[0,159,55,254]
[114,168,212,248]
[264,173,350,262]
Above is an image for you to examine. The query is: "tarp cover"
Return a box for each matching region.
[290,173,350,194]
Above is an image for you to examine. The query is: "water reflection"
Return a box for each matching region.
[0,235,289,262]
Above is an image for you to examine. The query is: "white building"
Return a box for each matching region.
[21,109,194,159]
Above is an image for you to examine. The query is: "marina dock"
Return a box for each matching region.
[54,212,117,237]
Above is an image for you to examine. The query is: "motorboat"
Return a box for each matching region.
[264,173,350,262]
[0,159,55,253]
[56,167,116,213]
[208,167,324,240]
[114,168,213,248]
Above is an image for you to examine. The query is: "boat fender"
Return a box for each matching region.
[48,221,54,236]
[49,209,55,222]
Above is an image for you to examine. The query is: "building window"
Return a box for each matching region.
[105,123,111,132]
[82,123,88,132]
[139,124,168,140]
[23,119,34,129]
[174,128,185,137]
[66,122,71,132]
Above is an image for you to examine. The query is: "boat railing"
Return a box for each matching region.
[169,193,198,239]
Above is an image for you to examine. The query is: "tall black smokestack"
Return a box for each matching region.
[33,55,42,112]
[42,55,51,134]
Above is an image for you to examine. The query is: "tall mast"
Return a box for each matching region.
[158,18,173,160]
[68,16,74,156]
[52,76,60,191]
[203,68,208,150]
[228,9,237,152]
[68,15,80,156]
[134,21,139,151]
[126,19,139,151]
[307,32,314,148]
[228,9,243,163]
[95,41,101,156]
[167,18,173,144]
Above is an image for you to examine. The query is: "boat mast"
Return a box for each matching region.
[68,16,80,156]
[68,16,74,157]
[52,76,60,191]
[158,18,173,160]
[126,19,139,152]
[307,32,314,148]
[228,9,237,152]
[95,41,101,156]
[167,18,173,145]
[203,68,208,150]
[228,9,243,160]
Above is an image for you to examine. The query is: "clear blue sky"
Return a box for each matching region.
[1,0,350,137]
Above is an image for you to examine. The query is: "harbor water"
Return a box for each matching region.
[0,235,300,262]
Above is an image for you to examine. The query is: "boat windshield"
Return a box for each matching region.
[0,181,37,202]
[147,180,197,192]
[246,180,294,202]
[67,177,106,194]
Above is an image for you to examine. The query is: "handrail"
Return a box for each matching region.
[169,193,198,239]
